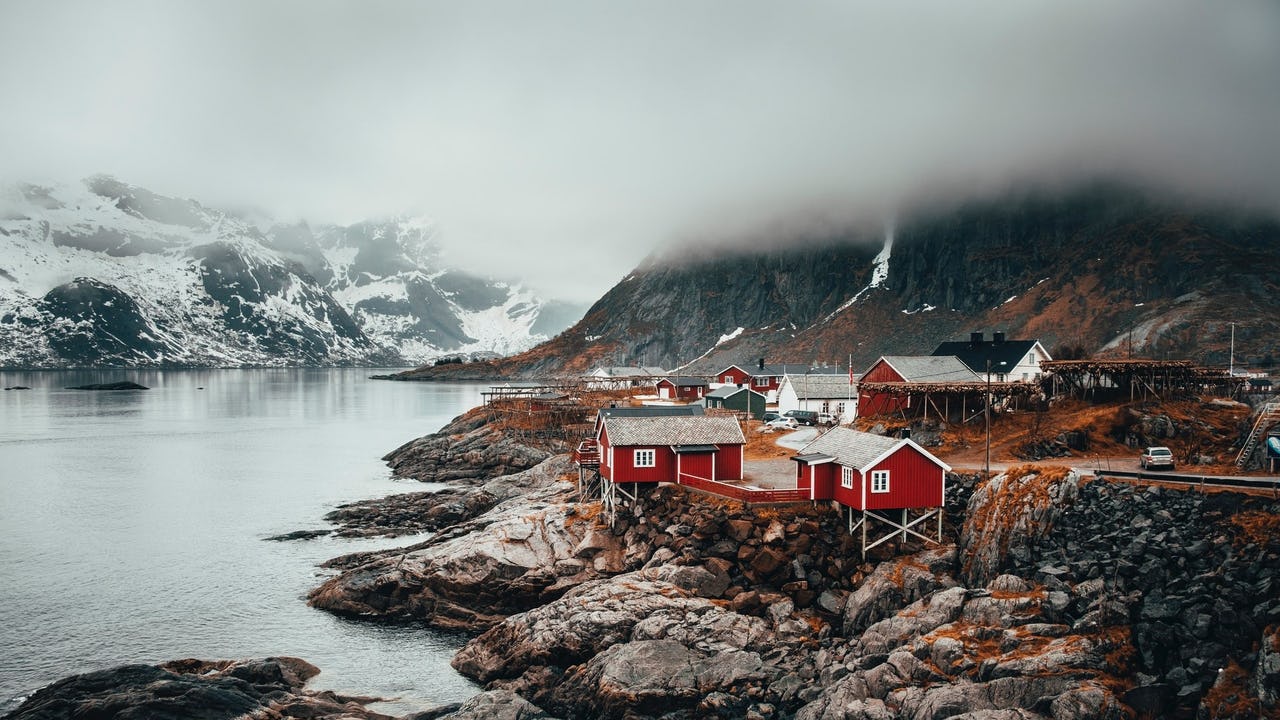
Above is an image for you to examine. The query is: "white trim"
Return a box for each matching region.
[859,437,952,474]
[870,469,890,493]
[841,465,854,489]
[739,444,744,481]
[634,448,656,467]
[802,457,835,465]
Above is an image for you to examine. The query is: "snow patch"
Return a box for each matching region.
[824,221,894,322]
[902,304,936,315]
[717,327,744,345]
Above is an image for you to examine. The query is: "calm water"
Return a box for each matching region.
[0,369,486,714]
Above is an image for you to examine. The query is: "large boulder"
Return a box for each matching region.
[549,639,774,720]
[309,461,627,629]
[382,408,552,483]
[433,689,552,720]
[958,466,1080,587]
[4,657,392,720]
[452,564,769,683]
[842,546,959,636]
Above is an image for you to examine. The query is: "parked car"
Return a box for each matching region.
[783,409,819,426]
[816,412,838,426]
[1140,446,1175,470]
[765,417,799,430]
[761,411,782,423]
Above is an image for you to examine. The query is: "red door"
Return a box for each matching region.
[678,452,714,483]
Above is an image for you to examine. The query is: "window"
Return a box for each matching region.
[634,449,656,468]
[841,466,853,489]
[754,376,769,387]
[871,470,890,493]
[821,401,830,413]
[835,402,845,415]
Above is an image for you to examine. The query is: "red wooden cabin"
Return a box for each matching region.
[792,427,949,557]
[792,427,949,507]
[598,415,745,484]
[655,376,710,400]
[857,355,981,417]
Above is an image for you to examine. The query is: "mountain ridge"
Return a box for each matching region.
[397,183,1280,381]
[0,177,585,368]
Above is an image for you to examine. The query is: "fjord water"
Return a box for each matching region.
[0,370,486,714]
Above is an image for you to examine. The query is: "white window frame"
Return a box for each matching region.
[841,465,853,489]
[634,449,656,468]
[753,376,769,388]
[871,470,890,493]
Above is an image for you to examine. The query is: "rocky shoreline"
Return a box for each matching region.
[9,411,1280,720]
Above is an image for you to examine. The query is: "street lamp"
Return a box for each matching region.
[985,360,1007,480]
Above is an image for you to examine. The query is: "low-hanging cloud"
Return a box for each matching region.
[2,0,1277,302]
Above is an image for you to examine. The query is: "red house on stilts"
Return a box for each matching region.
[589,414,745,523]
[792,427,950,557]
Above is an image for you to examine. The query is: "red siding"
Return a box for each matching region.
[864,445,945,510]
[750,375,781,392]
[678,452,714,483]
[795,462,812,497]
[677,385,704,400]
[656,379,706,400]
[716,444,743,481]
[719,366,750,385]
[813,464,836,500]
[607,444,677,483]
[858,359,908,417]
[832,467,862,508]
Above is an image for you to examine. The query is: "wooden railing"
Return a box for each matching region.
[573,440,601,466]
[677,474,806,504]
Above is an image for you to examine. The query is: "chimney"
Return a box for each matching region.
[970,331,983,347]
[993,331,1006,344]
[758,357,765,371]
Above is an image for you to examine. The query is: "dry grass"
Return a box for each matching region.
[1199,659,1278,719]
[1228,510,1280,549]
[743,424,797,460]
[935,397,1253,472]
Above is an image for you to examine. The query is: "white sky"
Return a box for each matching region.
[2,1,1278,302]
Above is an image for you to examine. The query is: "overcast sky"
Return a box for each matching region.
[2,1,1278,302]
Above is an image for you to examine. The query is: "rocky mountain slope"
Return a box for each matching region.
[0,177,583,367]
[403,183,1280,380]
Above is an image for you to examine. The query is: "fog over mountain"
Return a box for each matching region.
[2,1,1278,302]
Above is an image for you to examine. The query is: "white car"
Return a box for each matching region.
[765,417,799,430]
[1140,446,1175,470]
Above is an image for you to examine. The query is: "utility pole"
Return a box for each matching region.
[985,359,1006,480]
[985,359,992,480]
[1230,322,1236,377]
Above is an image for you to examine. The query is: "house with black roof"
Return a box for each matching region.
[931,332,1052,383]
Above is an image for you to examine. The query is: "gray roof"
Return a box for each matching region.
[875,356,982,383]
[706,385,766,400]
[605,415,746,446]
[797,427,949,471]
[597,406,704,423]
[797,427,902,469]
[661,376,709,387]
[781,374,857,399]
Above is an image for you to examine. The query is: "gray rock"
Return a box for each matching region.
[436,689,552,720]
[843,547,958,636]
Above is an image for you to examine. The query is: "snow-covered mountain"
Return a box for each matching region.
[0,177,583,368]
